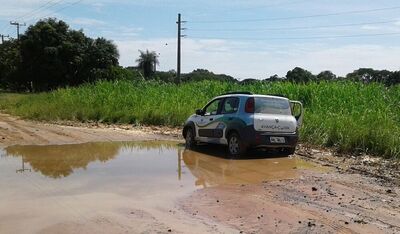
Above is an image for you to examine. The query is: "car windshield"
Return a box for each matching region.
[254,97,291,115]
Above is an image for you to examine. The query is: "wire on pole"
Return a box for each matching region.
[10,21,26,40]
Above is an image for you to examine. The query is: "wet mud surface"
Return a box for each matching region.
[0,114,399,233]
[182,146,400,234]
[0,113,177,147]
[0,142,236,233]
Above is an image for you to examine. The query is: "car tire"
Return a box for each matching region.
[185,127,196,149]
[284,147,296,155]
[228,132,246,157]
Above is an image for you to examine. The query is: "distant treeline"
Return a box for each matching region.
[0,18,119,92]
[148,67,400,86]
[1,80,399,158]
[1,18,399,92]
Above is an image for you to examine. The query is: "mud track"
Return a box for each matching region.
[0,113,399,234]
[0,113,177,147]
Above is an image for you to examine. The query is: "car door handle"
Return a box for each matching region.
[209,118,213,121]
[228,117,233,121]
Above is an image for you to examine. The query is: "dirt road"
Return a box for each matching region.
[182,169,399,233]
[0,113,178,147]
[0,113,399,234]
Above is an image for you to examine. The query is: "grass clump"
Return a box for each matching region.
[0,80,399,159]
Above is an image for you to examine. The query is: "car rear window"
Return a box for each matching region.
[222,97,239,114]
[254,97,291,115]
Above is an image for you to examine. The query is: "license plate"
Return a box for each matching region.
[270,137,285,144]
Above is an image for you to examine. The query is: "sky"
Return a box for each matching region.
[1,0,400,80]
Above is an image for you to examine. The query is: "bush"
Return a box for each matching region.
[1,80,399,159]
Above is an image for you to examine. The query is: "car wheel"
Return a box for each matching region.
[185,128,196,149]
[228,132,246,157]
[283,147,296,155]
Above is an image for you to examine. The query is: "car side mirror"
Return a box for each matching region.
[195,109,204,116]
[290,101,304,127]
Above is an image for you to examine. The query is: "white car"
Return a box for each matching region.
[182,92,304,157]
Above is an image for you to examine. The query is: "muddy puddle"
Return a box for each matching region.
[0,141,326,233]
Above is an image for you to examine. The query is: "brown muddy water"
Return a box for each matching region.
[0,141,324,233]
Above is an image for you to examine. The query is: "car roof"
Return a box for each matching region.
[215,93,289,100]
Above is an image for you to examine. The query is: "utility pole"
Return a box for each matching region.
[0,34,9,43]
[154,52,160,73]
[10,21,26,40]
[176,13,186,84]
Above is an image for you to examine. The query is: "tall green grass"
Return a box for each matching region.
[0,80,399,159]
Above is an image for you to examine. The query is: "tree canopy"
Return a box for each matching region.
[1,18,399,91]
[0,39,21,90]
[136,49,159,78]
[0,18,119,91]
[286,67,316,83]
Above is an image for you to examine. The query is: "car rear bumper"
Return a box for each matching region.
[239,125,299,148]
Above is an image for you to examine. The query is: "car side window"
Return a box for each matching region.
[204,99,222,116]
[222,97,239,114]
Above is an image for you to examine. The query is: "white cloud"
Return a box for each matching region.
[115,38,400,79]
[115,38,176,69]
[90,2,105,12]
[291,45,400,76]
[70,17,106,26]
[361,25,380,30]
[2,0,399,79]
[0,0,58,19]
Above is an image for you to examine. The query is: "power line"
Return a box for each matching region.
[189,0,310,18]
[189,6,400,23]
[0,34,10,43]
[186,0,310,18]
[189,32,400,41]
[0,0,63,33]
[233,0,311,11]
[43,0,84,17]
[14,0,63,21]
[1,0,84,37]
[24,0,83,23]
[0,24,11,34]
[188,19,399,32]
[10,21,26,40]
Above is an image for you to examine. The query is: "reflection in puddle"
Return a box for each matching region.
[0,141,327,233]
[181,149,321,187]
[3,141,323,186]
[6,142,121,178]
[5,142,178,178]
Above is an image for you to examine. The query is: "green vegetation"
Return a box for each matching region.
[0,18,119,92]
[1,80,399,159]
[136,49,159,78]
[1,18,399,92]
[1,18,399,159]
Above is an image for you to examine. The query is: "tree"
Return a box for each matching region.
[264,74,284,82]
[346,68,375,83]
[345,68,392,84]
[136,49,159,78]
[385,71,400,86]
[0,39,23,90]
[316,71,337,81]
[83,37,120,83]
[286,67,315,83]
[17,18,119,91]
[182,69,237,83]
[240,78,259,85]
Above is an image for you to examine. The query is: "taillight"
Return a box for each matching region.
[255,133,261,143]
[245,97,255,113]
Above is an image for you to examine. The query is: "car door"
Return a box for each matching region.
[219,97,240,144]
[195,98,224,143]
